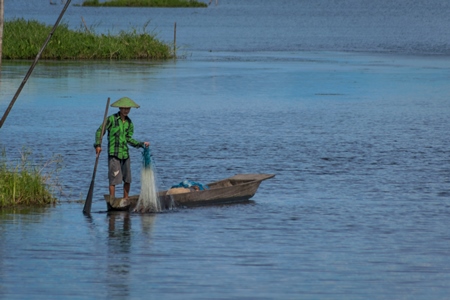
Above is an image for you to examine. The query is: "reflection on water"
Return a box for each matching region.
[107,212,132,299]
[0,206,52,219]
[80,211,157,299]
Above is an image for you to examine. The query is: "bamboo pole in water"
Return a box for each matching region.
[0,0,72,129]
[174,22,177,58]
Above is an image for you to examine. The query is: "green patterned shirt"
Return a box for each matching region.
[94,112,143,159]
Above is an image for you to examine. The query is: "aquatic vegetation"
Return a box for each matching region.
[3,19,174,60]
[0,148,62,207]
[82,0,208,8]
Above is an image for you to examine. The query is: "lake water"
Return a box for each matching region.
[1,1,450,299]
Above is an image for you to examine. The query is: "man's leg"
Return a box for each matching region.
[109,156,122,203]
[122,158,132,200]
[109,185,115,201]
[123,182,130,199]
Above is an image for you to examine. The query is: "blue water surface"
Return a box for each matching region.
[1,1,450,299]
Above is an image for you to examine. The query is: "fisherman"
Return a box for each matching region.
[94,97,150,206]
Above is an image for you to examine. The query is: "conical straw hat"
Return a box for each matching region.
[110,97,140,108]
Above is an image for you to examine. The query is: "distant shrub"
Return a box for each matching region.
[3,19,174,60]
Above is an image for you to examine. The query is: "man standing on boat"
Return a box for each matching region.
[94,97,150,207]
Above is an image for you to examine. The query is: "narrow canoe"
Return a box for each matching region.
[105,173,275,211]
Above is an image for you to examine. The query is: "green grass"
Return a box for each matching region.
[82,0,208,7]
[0,149,62,207]
[3,19,174,60]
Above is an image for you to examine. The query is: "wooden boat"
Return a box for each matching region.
[105,173,275,211]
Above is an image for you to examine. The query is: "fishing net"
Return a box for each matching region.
[134,147,161,213]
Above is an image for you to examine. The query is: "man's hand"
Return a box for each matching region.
[144,142,150,148]
[96,147,102,155]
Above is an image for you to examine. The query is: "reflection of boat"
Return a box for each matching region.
[105,173,275,211]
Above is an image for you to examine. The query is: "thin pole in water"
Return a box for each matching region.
[174,22,177,58]
[83,97,110,215]
[0,0,72,129]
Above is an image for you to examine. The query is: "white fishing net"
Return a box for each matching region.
[134,148,161,213]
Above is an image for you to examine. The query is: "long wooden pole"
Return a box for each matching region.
[83,97,110,215]
[174,22,176,58]
[0,0,72,129]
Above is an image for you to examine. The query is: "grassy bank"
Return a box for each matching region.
[82,0,208,7]
[0,149,61,207]
[3,19,174,60]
